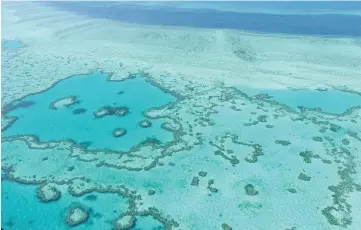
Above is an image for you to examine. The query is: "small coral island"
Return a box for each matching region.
[112,128,127,137]
[50,96,78,109]
[112,215,135,229]
[94,106,129,118]
[139,120,152,128]
[37,183,61,202]
[65,206,89,226]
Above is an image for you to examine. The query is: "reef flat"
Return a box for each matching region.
[1,2,361,230]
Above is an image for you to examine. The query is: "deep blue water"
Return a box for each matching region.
[46,2,361,37]
[140,1,361,11]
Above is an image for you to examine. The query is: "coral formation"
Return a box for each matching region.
[112,128,127,138]
[50,96,78,109]
[245,184,259,196]
[65,206,89,226]
[139,120,152,128]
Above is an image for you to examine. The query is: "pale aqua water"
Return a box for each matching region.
[240,87,361,114]
[1,176,129,230]
[3,72,175,151]
[131,216,164,230]
[1,40,24,50]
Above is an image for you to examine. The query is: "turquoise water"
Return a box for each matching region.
[1,178,164,230]
[131,216,164,230]
[2,2,361,229]
[3,72,176,151]
[240,87,361,114]
[1,178,129,230]
[1,40,24,50]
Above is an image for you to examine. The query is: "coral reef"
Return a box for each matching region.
[139,120,152,128]
[112,128,127,138]
[94,106,129,118]
[50,96,78,109]
[245,184,258,196]
[37,183,61,202]
[65,206,89,226]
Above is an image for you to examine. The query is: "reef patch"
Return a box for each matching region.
[50,96,78,109]
[94,106,129,118]
[65,206,89,226]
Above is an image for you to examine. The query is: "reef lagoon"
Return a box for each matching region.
[1,2,361,230]
[2,174,129,230]
[3,72,175,152]
[239,87,361,114]
[1,40,24,50]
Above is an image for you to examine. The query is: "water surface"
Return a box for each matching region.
[47,2,361,37]
[1,40,24,50]
[3,72,176,151]
[1,178,128,230]
[240,87,361,114]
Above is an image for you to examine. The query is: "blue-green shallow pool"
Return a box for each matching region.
[240,87,361,114]
[1,40,24,50]
[1,178,129,229]
[3,72,176,152]
[131,216,164,230]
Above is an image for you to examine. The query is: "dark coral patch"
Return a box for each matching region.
[139,120,152,128]
[73,108,87,115]
[2,101,34,116]
[245,184,258,196]
[275,140,291,146]
[94,106,129,118]
[191,177,199,186]
[298,173,311,181]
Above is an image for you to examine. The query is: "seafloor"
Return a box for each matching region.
[1,2,361,230]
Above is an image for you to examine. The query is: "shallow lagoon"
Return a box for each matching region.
[240,87,361,114]
[1,177,129,230]
[1,40,24,50]
[131,216,164,230]
[3,72,176,152]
